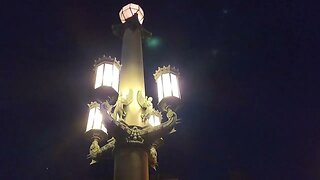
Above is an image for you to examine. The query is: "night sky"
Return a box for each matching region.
[1,0,319,179]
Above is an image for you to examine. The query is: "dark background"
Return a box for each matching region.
[1,0,319,179]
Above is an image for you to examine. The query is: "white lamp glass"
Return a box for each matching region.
[162,73,172,97]
[95,64,104,89]
[156,78,163,102]
[103,64,113,86]
[86,104,107,134]
[119,3,144,24]
[95,63,120,92]
[156,72,181,102]
[148,114,161,127]
[170,74,180,98]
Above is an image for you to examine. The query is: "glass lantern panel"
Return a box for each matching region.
[86,108,95,132]
[156,77,164,102]
[149,115,161,127]
[92,108,103,130]
[112,65,120,92]
[162,73,172,98]
[130,4,139,11]
[95,64,104,89]
[119,11,125,23]
[103,63,113,87]
[123,8,133,19]
[170,73,180,98]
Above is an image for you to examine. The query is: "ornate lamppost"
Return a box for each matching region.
[85,3,181,180]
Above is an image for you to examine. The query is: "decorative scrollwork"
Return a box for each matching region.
[100,137,116,152]
[126,126,144,144]
[87,137,116,165]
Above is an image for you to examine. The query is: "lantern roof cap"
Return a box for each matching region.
[87,101,100,109]
[153,65,180,80]
[93,55,122,69]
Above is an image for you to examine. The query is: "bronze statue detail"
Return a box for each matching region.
[137,90,155,123]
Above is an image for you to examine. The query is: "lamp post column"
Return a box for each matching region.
[117,16,146,126]
[112,11,151,180]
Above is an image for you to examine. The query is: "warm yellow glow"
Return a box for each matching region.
[156,77,164,102]
[170,73,180,98]
[112,65,120,92]
[95,64,104,89]
[119,3,144,24]
[103,64,113,86]
[148,115,161,127]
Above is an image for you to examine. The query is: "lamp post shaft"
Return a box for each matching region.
[114,147,149,180]
[119,25,145,127]
[113,16,150,180]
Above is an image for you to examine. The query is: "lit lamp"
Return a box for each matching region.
[154,65,181,111]
[119,3,144,24]
[85,101,107,140]
[93,56,121,102]
[148,110,162,127]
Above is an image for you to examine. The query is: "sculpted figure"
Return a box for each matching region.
[149,146,158,170]
[137,91,155,122]
[112,90,133,121]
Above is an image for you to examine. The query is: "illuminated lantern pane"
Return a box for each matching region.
[148,111,162,127]
[155,72,181,102]
[154,65,181,111]
[95,64,104,89]
[148,115,161,127]
[119,3,144,24]
[156,78,163,102]
[103,64,113,87]
[86,102,107,134]
[94,62,121,92]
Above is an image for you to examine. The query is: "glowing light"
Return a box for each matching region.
[95,64,104,89]
[119,3,144,24]
[157,78,163,102]
[171,74,180,98]
[103,64,113,86]
[156,72,181,102]
[86,103,107,134]
[95,63,120,92]
[162,73,171,97]
[148,114,161,127]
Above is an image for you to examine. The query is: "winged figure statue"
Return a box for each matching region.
[112,89,133,120]
[137,90,154,122]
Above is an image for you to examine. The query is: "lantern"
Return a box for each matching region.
[86,101,107,139]
[148,110,162,127]
[154,65,181,111]
[94,56,121,102]
[119,3,144,24]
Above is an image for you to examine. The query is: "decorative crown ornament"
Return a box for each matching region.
[93,55,122,70]
[153,65,180,80]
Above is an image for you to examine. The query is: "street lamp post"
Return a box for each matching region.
[85,3,181,180]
